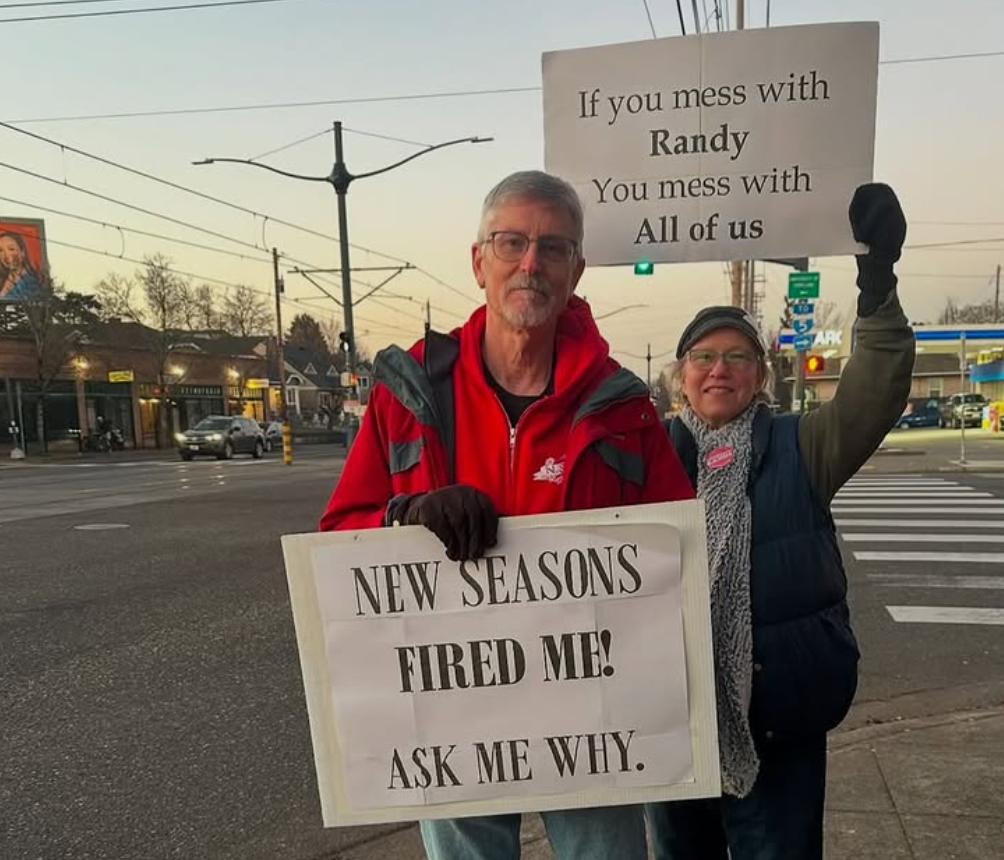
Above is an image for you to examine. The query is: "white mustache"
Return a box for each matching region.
[505,274,552,298]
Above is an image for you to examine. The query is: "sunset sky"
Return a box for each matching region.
[4,0,1002,378]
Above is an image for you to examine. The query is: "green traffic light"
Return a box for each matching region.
[634,260,654,276]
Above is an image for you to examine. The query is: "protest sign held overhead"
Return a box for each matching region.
[543,22,879,265]
[282,501,719,827]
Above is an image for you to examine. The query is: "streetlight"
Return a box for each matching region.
[194,122,492,387]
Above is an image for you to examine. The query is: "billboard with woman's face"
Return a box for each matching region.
[0,218,48,302]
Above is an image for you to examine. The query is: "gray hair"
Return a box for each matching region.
[477,170,584,244]
[667,353,776,408]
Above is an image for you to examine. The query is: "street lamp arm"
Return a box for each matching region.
[352,136,493,181]
[192,157,328,184]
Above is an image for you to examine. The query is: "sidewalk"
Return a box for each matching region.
[339,683,1004,859]
[867,428,1004,474]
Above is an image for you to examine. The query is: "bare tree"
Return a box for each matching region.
[95,255,191,447]
[178,282,221,331]
[220,284,272,337]
[939,297,998,324]
[12,281,99,452]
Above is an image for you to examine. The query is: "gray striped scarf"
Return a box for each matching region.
[680,403,760,797]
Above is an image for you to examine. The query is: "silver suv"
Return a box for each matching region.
[939,393,987,429]
[176,415,265,461]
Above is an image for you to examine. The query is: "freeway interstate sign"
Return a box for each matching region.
[793,318,814,335]
[788,272,820,299]
[793,334,814,351]
[791,301,814,315]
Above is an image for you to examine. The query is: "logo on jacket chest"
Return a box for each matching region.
[532,456,565,485]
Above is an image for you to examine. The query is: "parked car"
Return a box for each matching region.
[259,420,283,452]
[897,397,944,429]
[176,415,265,460]
[938,393,988,429]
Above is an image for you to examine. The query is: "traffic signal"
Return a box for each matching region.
[338,331,353,354]
[634,260,654,276]
[805,354,825,374]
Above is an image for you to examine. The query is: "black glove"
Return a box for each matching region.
[398,485,499,562]
[849,183,907,317]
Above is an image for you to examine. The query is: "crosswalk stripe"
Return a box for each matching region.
[855,551,1004,563]
[836,519,1004,528]
[835,507,1004,514]
[843,533,1004,543]
[886,606,1004,626]
[836,492,992,498]
[870,574,1004,590]
[833,499,1004,507]
[844,481,956,487]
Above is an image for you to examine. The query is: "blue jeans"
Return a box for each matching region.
[644,733,827,860]
[420,805,648,860]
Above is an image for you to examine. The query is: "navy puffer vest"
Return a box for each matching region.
[669,407,859,741]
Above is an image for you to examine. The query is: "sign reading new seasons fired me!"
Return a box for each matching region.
[282,501,720,827]
[543,22,879,265]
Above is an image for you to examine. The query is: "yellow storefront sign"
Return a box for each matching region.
[108,370,135,383]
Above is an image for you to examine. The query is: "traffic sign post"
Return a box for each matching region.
[793,334,814,351]
[788,272,820,299]
[789,272,821,415]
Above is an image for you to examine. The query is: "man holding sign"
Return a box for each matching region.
[320,170,694,859]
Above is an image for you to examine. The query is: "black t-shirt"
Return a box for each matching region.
[483,359,555,426]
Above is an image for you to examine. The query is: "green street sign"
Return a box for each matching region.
[788,271,820,299]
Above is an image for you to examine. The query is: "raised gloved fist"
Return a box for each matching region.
[848,183,907,316]
[401,484,499,562]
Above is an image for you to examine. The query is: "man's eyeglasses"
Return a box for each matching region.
[687,348,757,369]
[485,231,578,264]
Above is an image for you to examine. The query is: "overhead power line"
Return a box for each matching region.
[641,0,657,38]
[9,49,1002,125]
[0,192,272,263]
[0,0,316,24]
[0,119,478,303]
[7,87,541,124]
[249,127,331,162]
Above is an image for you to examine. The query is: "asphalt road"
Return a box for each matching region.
[838,471,1004,704]
[1,447,417,860]
[2,448,1003,859]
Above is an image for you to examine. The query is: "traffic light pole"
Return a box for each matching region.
[272,248,293,465]
[794,350,806,414]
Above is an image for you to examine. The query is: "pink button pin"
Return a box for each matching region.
[706,446,735,470]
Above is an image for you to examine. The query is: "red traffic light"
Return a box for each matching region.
[805,355,825,374]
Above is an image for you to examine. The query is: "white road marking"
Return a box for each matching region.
[73,523,131,531]
[834,507,1004,514]
[833,499,1004,507]
[870,574,1004,590]
[844,533,1004,543]
[886,606,1004,626]
[836,492,993,498]
[836,519,1004,528]
[855,551,1004,563]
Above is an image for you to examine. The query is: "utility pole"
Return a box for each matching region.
[646,343,653,391]
[194,125,490,451]
[425,299,431,333]
[729,0,746,308]
[959,332,967,465]
[995,263,1001,322]
[272,248,292,465]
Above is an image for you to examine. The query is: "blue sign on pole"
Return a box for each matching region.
[793,334,814,351]
[792,301,814,316]
[793,318,814,335]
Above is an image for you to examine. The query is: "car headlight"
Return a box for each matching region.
[208,433,222,441]
[175,433,186,442]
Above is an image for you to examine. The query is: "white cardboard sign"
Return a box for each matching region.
[543,22,879,265]
[282,501,720,826]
